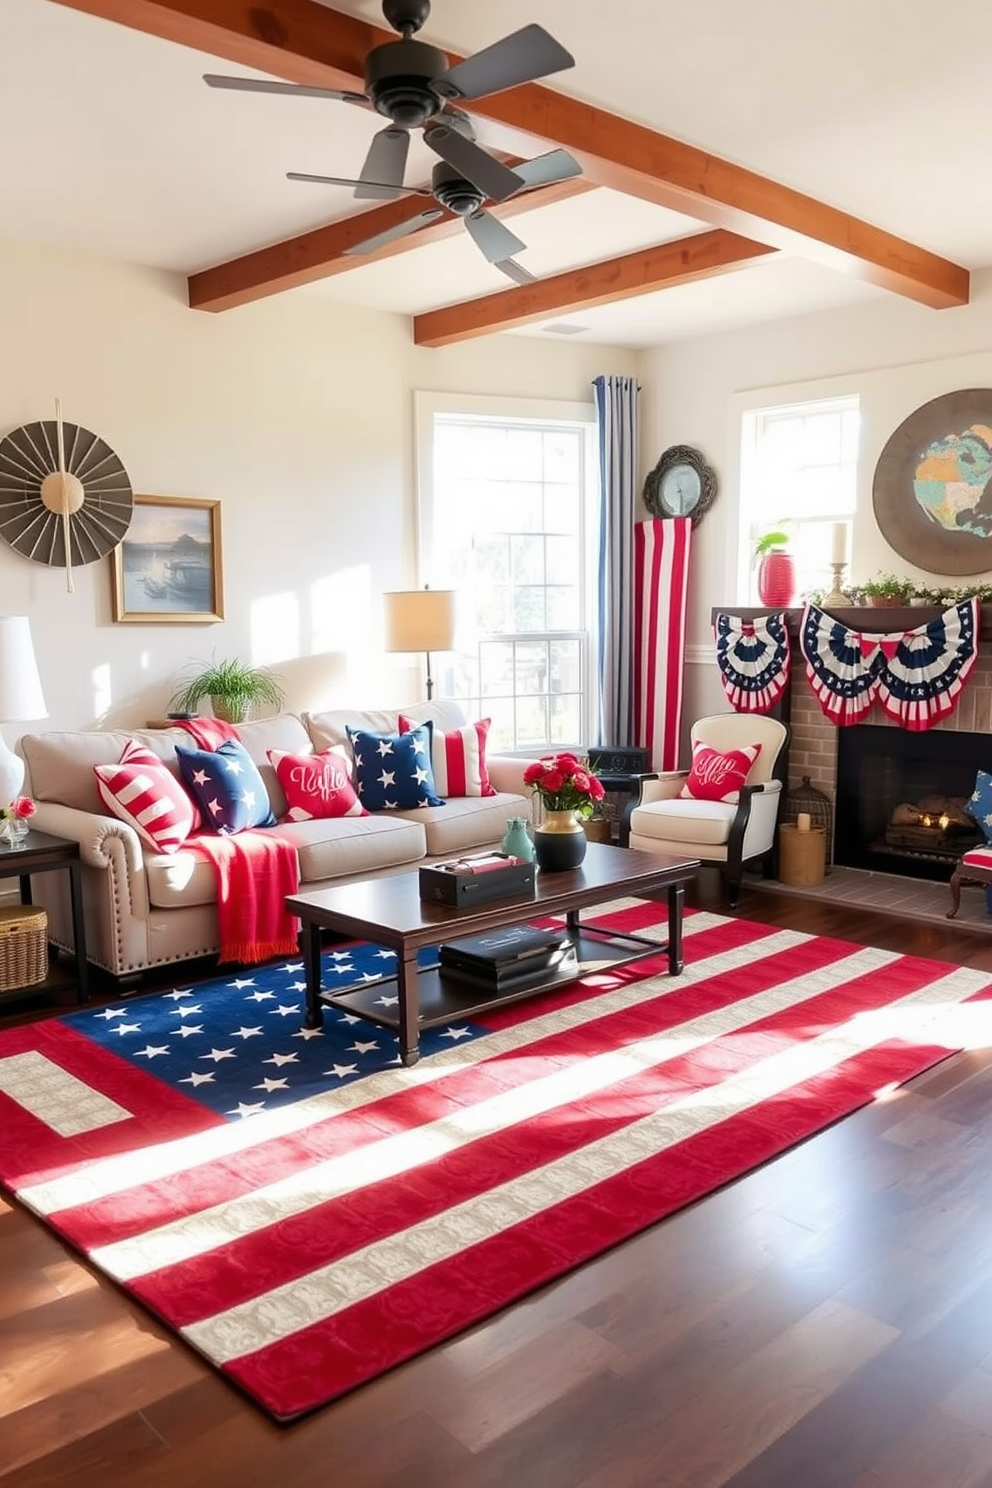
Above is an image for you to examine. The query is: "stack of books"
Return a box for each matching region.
[439,924,576,993]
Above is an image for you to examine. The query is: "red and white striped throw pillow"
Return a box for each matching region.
[398,714,496,798]
[94,738,199,853]
[678,740,762,804]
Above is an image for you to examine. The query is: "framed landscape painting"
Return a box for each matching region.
[112,495,224,623]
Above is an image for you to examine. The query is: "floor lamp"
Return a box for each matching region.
[383,588,456,701]
[0,615,48,803]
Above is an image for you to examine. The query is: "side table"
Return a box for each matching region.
[586,747,653,847]
[0,829,89,1003]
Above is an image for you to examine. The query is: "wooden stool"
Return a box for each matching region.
[947,847,992,918]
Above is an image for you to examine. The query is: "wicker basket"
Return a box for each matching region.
[0,905,48,992]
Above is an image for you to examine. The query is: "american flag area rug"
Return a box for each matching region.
[2,900,990,1421]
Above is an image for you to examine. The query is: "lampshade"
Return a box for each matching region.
[383,589,456,654]
[0,616,47,722]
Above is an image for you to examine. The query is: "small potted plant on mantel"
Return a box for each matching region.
[860,573,915,607]
[168,656,286,723]
[754,529,796,607]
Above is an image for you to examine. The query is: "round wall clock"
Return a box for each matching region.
[643,445,718,526]
[0,402,133,591]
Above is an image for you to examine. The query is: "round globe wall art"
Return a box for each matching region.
[873,388,992,576]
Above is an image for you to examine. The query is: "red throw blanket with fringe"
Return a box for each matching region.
[183,718,301,965]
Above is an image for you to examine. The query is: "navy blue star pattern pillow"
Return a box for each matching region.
[966,769,992,844]
[347,723,444,810]
[175,739,276,834]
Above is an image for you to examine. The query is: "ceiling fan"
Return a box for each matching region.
[203,0,576,207]
[288,131,582,283]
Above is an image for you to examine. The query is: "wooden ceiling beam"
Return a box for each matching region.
[413,231,777,348]
[188,174,593,311]
[48,0,969,312]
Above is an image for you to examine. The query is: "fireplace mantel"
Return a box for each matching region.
[711,604,992,640]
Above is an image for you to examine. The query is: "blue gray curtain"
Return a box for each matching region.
[592,375,640,747]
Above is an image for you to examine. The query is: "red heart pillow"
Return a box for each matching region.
[268,749,369,821]
[678,741,762,804]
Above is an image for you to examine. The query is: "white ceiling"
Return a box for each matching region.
[4,0,990,346]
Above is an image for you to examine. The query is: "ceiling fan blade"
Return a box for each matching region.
[288,171,429,197]
[432,25,574,102]
[464,210,527,265]
[203,74,368,105]
[423,124,523,202]
[511,149,582,194]
[345,209,444,257]
[495,258,536,286]
[355,128,410,199]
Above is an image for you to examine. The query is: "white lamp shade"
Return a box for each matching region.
[383,589,456,654]
[0,615,47,721]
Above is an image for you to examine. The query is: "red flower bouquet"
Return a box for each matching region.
[523,753,606,820]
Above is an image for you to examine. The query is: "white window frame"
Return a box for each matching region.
[734,391,861,604]
[415,390,599,752]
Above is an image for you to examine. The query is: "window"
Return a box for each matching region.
[739,395,860,601]
[416,393,598,754]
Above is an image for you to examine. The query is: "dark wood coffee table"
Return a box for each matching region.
[287,842,699,1065]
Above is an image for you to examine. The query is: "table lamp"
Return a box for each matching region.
[0,615,48,803]
[383,587,456,701]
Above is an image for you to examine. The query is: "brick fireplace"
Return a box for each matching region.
[719,606,992,879]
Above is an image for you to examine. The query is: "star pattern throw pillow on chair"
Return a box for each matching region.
[678,740,763,804]
[175,739,276,833]
[347,724,444,810]
[966,769,992,842]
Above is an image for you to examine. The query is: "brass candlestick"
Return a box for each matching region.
[822,562,848,608]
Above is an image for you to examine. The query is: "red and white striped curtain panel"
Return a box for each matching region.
[634,517,692,770]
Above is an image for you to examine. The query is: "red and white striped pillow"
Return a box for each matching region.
[94,739,199,853]
[398,714,496,798]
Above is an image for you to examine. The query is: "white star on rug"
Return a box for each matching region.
[231,1026,263,1040]
[228,1101,266,1118]
[175,1025,204,1038]
[265,1052,299,1067]
[253,1077,290,1093]
[292,1027,325,1041]
[270,1004,302,1017]
[439,1026,474,1041]
[349,1040,379,1054]
[229,978,257,990]
[376,995,399,1007]
[164,989,196,1001]
[246,990,276,1002]
[180,1071,215,1087]
[374,951,395,961]
[287,981,307,994]
[329,951,353,961]
[94,1007,129,1020]
[282,962,304,973]
[337,1013,362,1024]
[134,1044,170,1059]
[330,964,357,976]
[111,1023,142,1036]
[172,1005,203,1018]
[200,1048,237,1063]
[326,1063,359,1078]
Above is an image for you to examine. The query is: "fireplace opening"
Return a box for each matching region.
[835,726,990,881]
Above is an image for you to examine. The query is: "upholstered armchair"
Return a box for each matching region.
[628,713,789,908]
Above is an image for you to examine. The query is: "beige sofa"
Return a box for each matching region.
[19,701,534,982]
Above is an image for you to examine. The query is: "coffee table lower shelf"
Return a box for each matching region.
[317,922,665,1033]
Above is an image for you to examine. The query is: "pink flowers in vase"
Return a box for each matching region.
[0,796,36,842]
[523,753,606,820]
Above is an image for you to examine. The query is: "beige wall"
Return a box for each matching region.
[637,267,992,743]
[0,241,637,740]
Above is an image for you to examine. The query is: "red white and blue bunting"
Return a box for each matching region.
[799,598,979,730]
[713,611,791,713]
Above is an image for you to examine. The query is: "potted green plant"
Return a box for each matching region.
[168,656,286,723]
[754,528,796,607]
[860,573,914,607]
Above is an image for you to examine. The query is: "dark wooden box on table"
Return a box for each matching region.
[418,853,536,908]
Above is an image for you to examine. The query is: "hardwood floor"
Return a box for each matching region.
[5,886,992,1487]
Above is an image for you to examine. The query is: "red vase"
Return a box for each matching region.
[757,552,796,607]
